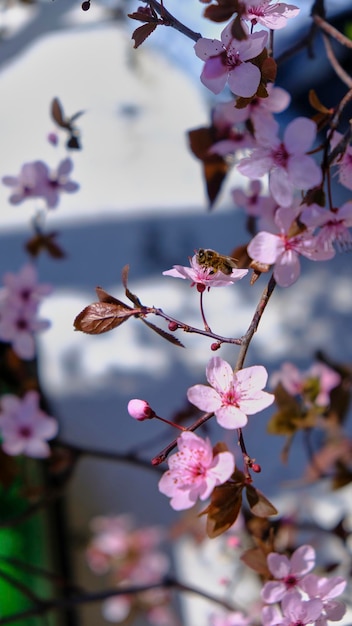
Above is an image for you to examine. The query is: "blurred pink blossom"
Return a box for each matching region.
[330,130,352,191]
[238,117,322,207]
[262,591,323,626]
[194,22,267,97]
[300,574,346,625]
[163,254,248,290]
[270,361,341,407]
[187,357,274,430]
[0,391,58,458]
[158,431,235,510]
[261,545,316,604]
[0,264,52,360]
[2,158,79,208]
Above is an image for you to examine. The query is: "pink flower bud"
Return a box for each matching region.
[168,321,178,332]
[211,342,221,351]
[127,399,155,421]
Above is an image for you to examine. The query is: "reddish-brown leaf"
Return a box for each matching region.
[131,23,157,49]
[141,319,184,347]
[240,546,271,577]
[121,265,142,306]
[25,231,66,259]
[51,97,68,128]
[74,294,137,334]
[245,485,278,517]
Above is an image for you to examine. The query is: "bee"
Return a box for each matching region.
[196,248,238,275]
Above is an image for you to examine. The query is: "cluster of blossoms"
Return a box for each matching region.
[2,157,79,209]
[271,361,341,408]
[261,545,346,625]
[0,264,52,359]
[129,357,274,511]
[87,515,176,626]
[0,391,58,458]
[192,0,352,289]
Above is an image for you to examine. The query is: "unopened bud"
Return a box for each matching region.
[196,283,206,293]
[127,399,155,421]
[251,463,261,473]
[168,321,178,332]
[211,342,221,351]
[81,1,90,10]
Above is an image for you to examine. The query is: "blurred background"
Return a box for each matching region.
[1,0,352,624]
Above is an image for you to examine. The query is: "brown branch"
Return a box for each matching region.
[322,33,352,88]
[235,274,276,372]
[313,13,352,49]
[0,576,238,625]
[152,307,242,346]
[146,0,201,42]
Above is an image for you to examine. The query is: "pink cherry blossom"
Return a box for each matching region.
[158,431,235,510]
[238,117,322,207]
[214,85,290,136]
[0,391,58,458]
[300,574,346,625]
[187,357,274,430]
[300,202,352,252]
[280,591,323,626]
[247,207,335,288]
[242,1,300,30]
[330,130,352,191]
[270,362,341,407]
[194,22,268,98]
[162,254,248,290]
[0,264,52,360]
[2,158,79,208]
[2,263,52,307]
[261,545,316,604]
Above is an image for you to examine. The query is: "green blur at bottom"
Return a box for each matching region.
[0,460,60,625]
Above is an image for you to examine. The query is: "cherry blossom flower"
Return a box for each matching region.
[0,391,58,458]
[0,264,52,360]
[213,86,290,137]
[2,263,52,308]
[263,591,323,626]
[247,207,335,288]
[238,117,322,207]
[2,158,79,208]
[187,357,274,430]
[242,1,300,30]
[300,202,352,252]
[162,254,248,290]
[270,362,341,407]
[158,431,235,510]
[300,574,346,625]
[330,130,352,191]
[194,22,268,98]
[261,545,316,604]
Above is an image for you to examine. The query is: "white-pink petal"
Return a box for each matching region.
[206,357,233,395]
[187,384,222,412]
[247,231,283,265]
